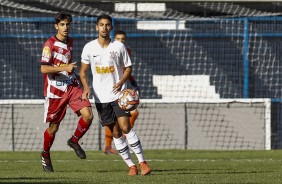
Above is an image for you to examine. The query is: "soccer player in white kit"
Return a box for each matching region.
[79,14,151,176]
[103,30,140,155]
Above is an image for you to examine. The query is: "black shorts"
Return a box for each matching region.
[95,100,130,126]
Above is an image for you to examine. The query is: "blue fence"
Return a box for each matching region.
[1,16,282,100]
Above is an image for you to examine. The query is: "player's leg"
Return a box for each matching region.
[104,126,117,154]
[129,109,139,128]
[110,123,138,176]
[68,87,93,159]
[67,106,93,159]
[113,101,151,176]
[124,109,138,140]
[41,123,59,172]
[41,97,67,172]
[118,117,151,176]
[95,102,137,175]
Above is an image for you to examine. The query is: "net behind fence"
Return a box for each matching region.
[0,99,270,151]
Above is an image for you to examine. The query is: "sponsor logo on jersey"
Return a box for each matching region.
[55,75,76,86]
[95,66,115,74]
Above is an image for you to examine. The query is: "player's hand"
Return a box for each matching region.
[82,88,91,100]
[112,82,122,94]
[65,62,77,73]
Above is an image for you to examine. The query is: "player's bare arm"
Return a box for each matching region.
[80,63,91,99]
[41,62,77,74]
[113,66,132,94]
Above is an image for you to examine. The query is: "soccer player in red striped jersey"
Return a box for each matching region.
[40,12,93,172]
[104,30,139,155]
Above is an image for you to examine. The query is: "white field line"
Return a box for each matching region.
[0,159,280,163]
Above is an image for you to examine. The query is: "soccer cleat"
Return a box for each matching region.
[41,152,54,172]
[140,161,151,176]
[128,165,138,176]
[67,138,86,159]
[103,146,118,154]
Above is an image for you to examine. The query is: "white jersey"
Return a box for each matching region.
[81,39,132,103]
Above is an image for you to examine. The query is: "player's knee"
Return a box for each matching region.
[112,129,122,138]
[121,126,131,134]
[112,132,119,138]
[85,114,93,123]
[80,107,94,122]
[83,111,94,122]
[118,121,131,134]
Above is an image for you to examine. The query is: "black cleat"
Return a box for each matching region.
[41,152,54,172]
[67,138,86,159]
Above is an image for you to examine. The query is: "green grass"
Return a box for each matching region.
[1,150,282,183]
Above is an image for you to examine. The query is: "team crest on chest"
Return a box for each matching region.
[109,51,118,61]
[58,47,64,54]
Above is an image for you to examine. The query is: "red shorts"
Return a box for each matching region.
[44,85,91,124]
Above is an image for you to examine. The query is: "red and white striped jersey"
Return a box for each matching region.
[41,36,78,98]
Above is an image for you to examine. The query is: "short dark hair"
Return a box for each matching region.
[115,30,126,37]
[54,12,72,24]
[96,14,112,25]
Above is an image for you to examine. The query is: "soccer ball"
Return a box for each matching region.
[118,89,139,111]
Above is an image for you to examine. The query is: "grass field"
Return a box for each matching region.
[1,150,282,184]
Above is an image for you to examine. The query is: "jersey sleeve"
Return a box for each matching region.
[121,45,132,67]
[81,44,90,64]
[41,40,52,65]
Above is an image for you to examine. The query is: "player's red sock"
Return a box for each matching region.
[71,117,91,143]
[43,129,55,154]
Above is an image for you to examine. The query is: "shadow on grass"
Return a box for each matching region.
[0,180,72,184]
[152,168,273,175]
[0,177,73,184]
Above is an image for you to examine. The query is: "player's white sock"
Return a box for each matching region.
[124,129,145,163]
[113,136,135,167]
